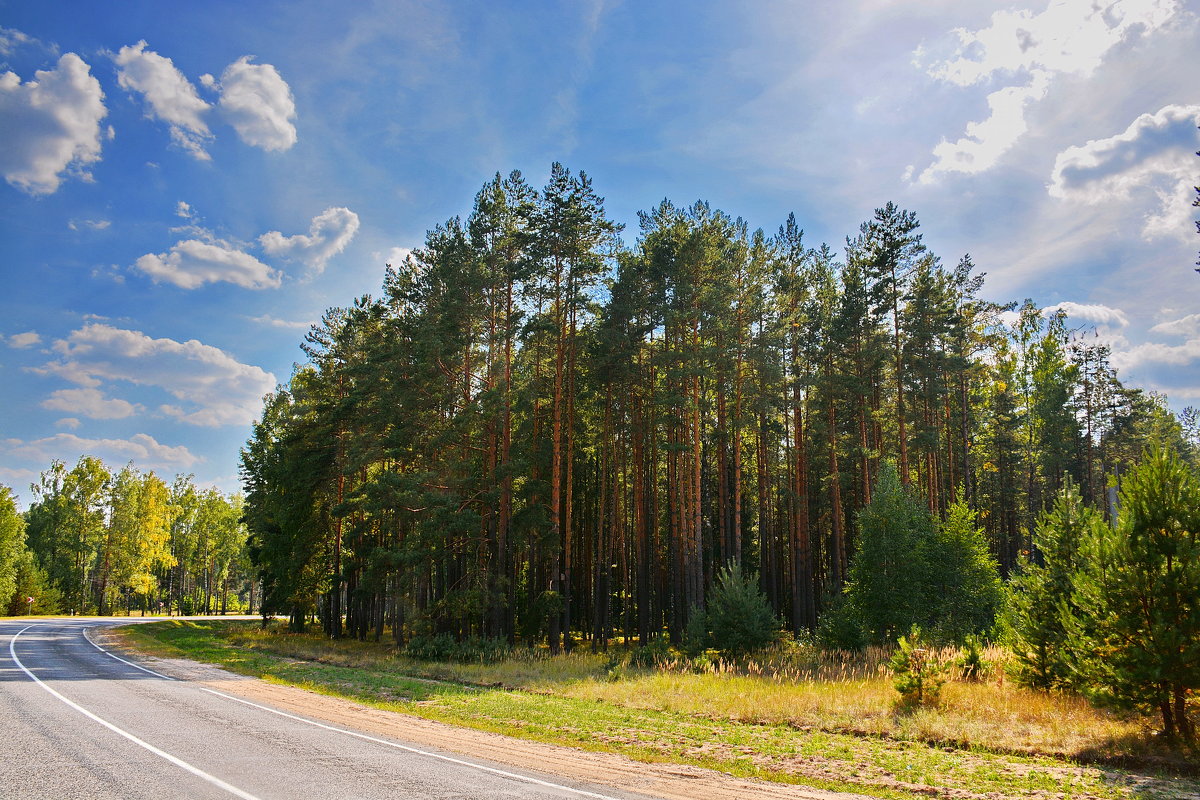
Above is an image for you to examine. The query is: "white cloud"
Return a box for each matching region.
[175,200,193,218]
[2,432,200,469]
[55,417,81,430]
[33,323,275,427]
[378,246,415,267]
[0,27,34,56]
[248,314,314,330]
[1111,336,1200,372]
[1151,313,1200,337]
[113,41,212,160]
[0,467,39,496]
[135,238,282,290]
[1048,104,1200,241]
[921,72,1051,181]
[260,207,360,276]
[7,331,42,349]
[215,56,297,151]
[919,0,1181,181]
[68,218,111,231]
[0,53,107,194]
[1043,301,1130,328]
[42,387,142,419]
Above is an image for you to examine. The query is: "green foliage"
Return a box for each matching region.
[1008,481,1100,691]
[627,638,670,669]
[704,562,782,659]
[889,625,949,707]
[848,463,934,643]
[847,470,1002,646]
[925,500,1004,643]
[0,487,25,608]
[815,592,868,651]
[5,549,63,615]
[681,605,710,658]
[1069,448,1200,743]
[956,634,989,681]
[402,633,512,664]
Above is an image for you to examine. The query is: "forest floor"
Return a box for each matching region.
[112,620,1200,800]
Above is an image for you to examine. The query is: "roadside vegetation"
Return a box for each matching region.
[120,618,1198,800]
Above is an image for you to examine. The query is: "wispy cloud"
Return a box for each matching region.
[114,40,213,160]
[6,331,42,349]
[2,432,200,469]
[41,387,143,419]
[248,313,314,330]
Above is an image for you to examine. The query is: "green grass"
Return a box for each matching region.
[117,620,1199,800]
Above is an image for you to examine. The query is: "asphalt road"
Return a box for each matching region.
[1,618,657,800]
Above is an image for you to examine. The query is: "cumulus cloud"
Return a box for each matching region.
[0,53,107,194]
[135,238,281,290]
[1043,301,1130,328]
[55,417,81,430]
[114,41,213,160]
[2,432,200,469]
[259,207,360,276]
[32,323,275,427]
[918,0,1180,181]
[1048,104,1200,240]
[41,387,142,419]
[7,331,42,349]
[214,56,297,151]
[1151,313,1200,337]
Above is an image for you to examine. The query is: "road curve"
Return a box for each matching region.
[1,618,655,800]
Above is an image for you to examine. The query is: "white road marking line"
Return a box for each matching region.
[9,625,263,800]
[84,623,629,800]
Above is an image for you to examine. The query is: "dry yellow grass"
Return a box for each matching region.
[214,624,1159,763]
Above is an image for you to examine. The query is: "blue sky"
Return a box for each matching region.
[2,0,1198,504]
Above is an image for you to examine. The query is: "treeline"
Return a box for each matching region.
[0,458,252,616]
[242,164,1199,648]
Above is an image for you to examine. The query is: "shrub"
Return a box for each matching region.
[706,561,782,659]
[815,591,868,651]
[628,638,670,669]
[403,633,511,663]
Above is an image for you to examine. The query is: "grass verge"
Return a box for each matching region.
[116,620,1199,800]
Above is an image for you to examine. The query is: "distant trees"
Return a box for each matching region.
[7,458,250,616]
[0,488,25,608]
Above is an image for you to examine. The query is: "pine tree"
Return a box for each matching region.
[1071,448,1200,742]
[847,462,934,643]
[1008,480,1100,690]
